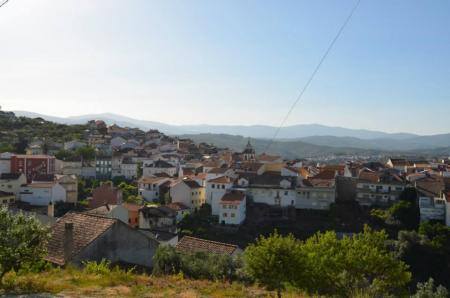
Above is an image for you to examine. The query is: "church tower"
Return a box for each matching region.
[242,138,256,162]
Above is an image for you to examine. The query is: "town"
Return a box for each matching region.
[1,110,449,273]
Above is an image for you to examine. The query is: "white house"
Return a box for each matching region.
[86,204,129,225]
[19,182,66,206]
[355,181,405,206]
[120,158,138,179]
[163,202,191,223]
[419,196,446,222]
[296,179,335,210]
[0,152,12,174]
[244,174,297,207]
[445,193,450,227]
[138,176,171,202]
[143,159,177,177]
[0,173,27,197]
[205,168,235,181]
[219,191,246,225]
[205,176,234,215]
[169,179,205,210]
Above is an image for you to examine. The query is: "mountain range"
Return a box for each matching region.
[12,111,450,155]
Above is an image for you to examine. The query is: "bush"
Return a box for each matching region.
[152,246,240,281]
[0,207,50,284]
[412,278,448,298]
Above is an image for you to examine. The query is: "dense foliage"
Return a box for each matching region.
[0,207,50,284]
[153,245,240,281]
[0,111,89,153]
[245,226,411,297]
[395,222,450,290]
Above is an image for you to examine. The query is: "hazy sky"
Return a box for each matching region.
[1,0,449,134]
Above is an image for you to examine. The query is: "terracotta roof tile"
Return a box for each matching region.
[176,236,239,256]
[45,212,116,265]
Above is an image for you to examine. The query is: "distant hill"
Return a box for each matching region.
[13,111,419,140]
[12,111,449,155]
[180,133,390,159]
[298,134,450,151]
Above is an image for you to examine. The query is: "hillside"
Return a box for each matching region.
[13,111,450,153]
[0,111,89,152]
[1,267,303,298]
[181,133,388,159]
[13,110,421,140]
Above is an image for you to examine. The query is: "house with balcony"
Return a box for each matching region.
[355,171,406,207]
[138,176,171,202]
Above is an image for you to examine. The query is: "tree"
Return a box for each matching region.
[395,230,450,290]
[153,245,181,275]
[118,182,138,201]
[299,226,411,296]
[0,207,50,283]
[124,195,143,205]
[76,146,96,161]
[412,278,448,298]
[389,200,420,230]
[244,231,304,298]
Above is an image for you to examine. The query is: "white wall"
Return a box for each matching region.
[219,198,246,225]
[20,184,66,206]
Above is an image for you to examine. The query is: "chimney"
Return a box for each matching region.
[47,201,54,218]
[63,221,74,262]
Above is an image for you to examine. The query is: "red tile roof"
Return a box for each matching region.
[46,212,116,266]
[220,191,245,204]
[176,236,239,256]
[207,176,233,184]
[165,202,190,211]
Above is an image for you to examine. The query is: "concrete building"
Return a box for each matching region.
[11,154,56,182]
[219,191,246,225]
[205,176,234,216]
[296,179,336,210]
[86,204,130,225]
[419,196,446,222]
[19,182,66,206]
[0,191,15,205]
[0,173,27,197]
[170,178,205,210]
[143,159,177,177]
[138,176,171,202]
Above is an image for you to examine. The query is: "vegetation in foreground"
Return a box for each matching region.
[0,263,300,298]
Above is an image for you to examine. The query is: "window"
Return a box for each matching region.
[223,213,227,217]
[221,185,225,189]
[231,213,235,218]
[212,184,215,188]
[291,200,294,205]
[284,191,288,196]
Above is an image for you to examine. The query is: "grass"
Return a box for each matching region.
[0,266,307,298]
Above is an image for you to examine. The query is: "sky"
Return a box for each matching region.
[0,0,449,135]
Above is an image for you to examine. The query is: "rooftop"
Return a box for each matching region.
[176,236,240,256]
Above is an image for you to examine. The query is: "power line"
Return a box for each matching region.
[0,0,10,8]
[264,0,361,153]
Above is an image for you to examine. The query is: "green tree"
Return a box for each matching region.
[76,146,96,161]
[124,195,143,205]
[300,226,411,296]
[118,182,138,201]
[0,207,50,283]
[389,200,420,230]
[244,231,304,298]
[153,245,181,275]
[412,278,448,298]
